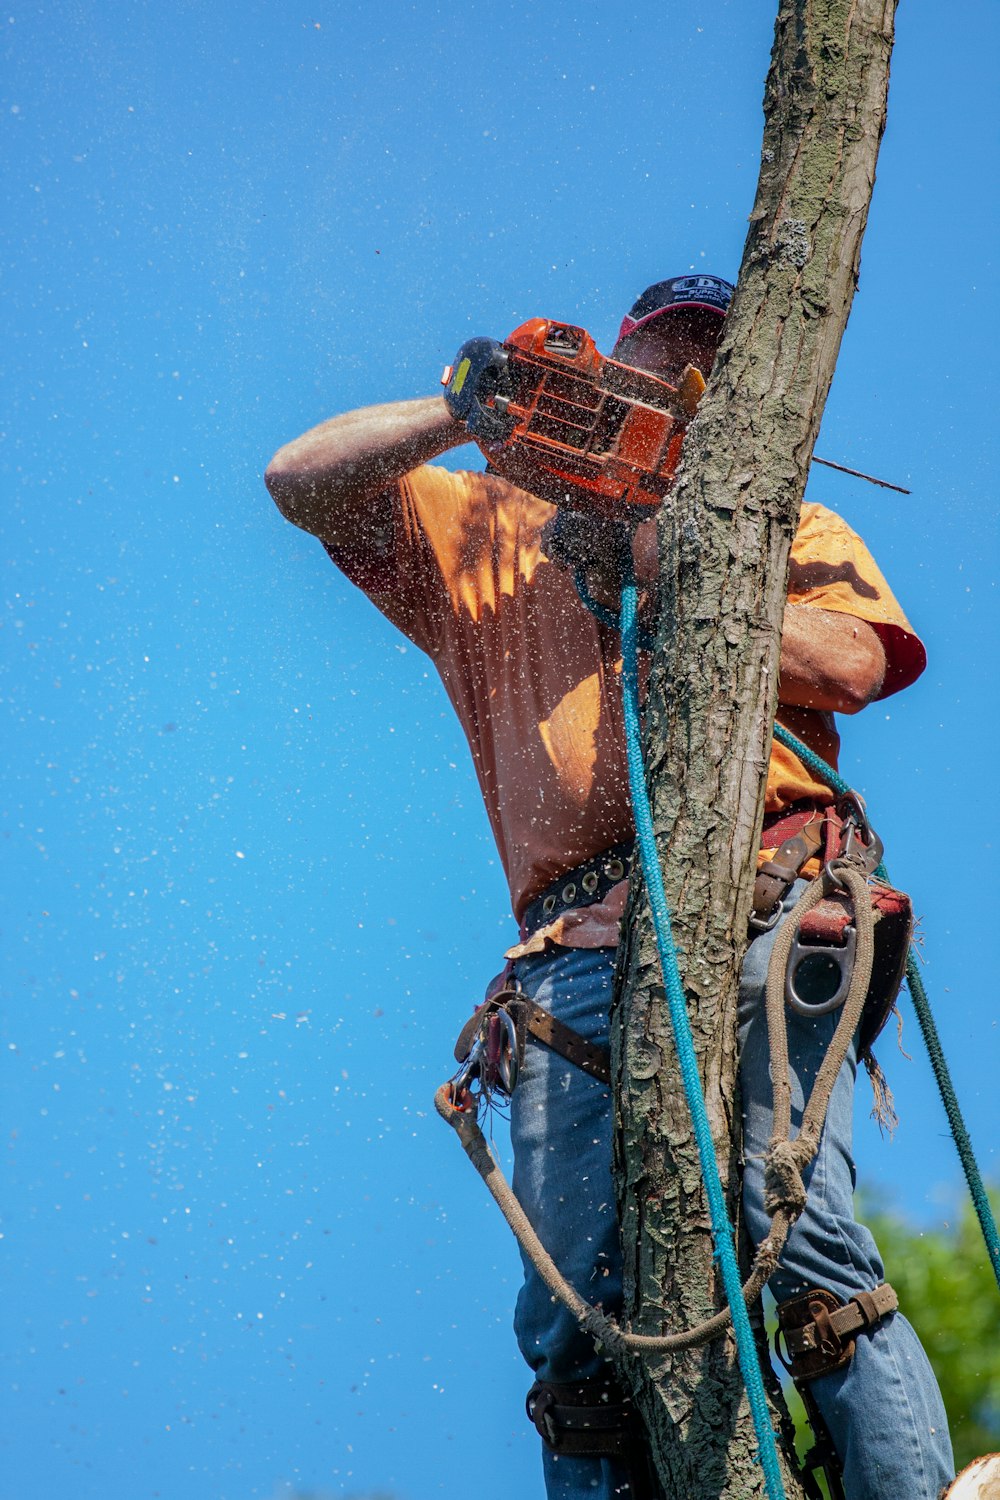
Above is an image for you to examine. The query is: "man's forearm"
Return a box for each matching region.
[265,396,469,543]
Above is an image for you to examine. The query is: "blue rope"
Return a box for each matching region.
[771,722,851,800]
[620,578,786,1499]
[773,721,1000,1292]
[574,566,656,650]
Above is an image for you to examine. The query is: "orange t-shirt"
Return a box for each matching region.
[327,467,924,951]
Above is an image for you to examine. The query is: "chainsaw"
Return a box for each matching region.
[441,317,707,519]
[441,317,912,511]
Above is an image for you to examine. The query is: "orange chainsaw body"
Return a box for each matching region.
[482,318,706,516]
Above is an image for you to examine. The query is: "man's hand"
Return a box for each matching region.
[541,510,631,577]
[542,510,661,631]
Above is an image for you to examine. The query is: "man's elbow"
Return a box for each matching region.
[265,446,328,535]
[835,635,886,715]
[264,446,300,519]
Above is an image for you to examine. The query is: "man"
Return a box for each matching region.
[265,276,953,1500]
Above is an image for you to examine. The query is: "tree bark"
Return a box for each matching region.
[611,2,897,1495]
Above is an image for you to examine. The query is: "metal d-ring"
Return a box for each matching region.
[785,924,858,1017]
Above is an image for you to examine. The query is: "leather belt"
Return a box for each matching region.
[520,840,635,939]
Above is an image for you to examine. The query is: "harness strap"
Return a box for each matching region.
[454,989,611,1088]
[516,994,612,1086]
[526,1376,662,1500]
[526,1376,637,1457]
[776,1282,898,1380]
[751,813,826,930]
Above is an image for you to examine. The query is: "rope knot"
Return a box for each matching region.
[764,1136,816,1219]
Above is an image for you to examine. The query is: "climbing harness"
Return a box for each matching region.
[772,721,1000,1296]
[750,807,827,931]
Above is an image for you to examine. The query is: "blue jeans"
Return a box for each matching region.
[509,890,954,1500]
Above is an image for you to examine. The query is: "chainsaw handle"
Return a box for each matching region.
[441,335,514,446]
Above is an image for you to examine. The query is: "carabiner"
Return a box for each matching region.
[451,1034,488,1101]
[834,793,884,876]
[484,1006,521,1097]
[451,1001,522,1109]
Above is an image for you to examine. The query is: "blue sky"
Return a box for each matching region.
[3,3,998,1497]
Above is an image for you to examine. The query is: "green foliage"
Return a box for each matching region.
[774,1187,1000,1488]
[861,1188,1000,1471]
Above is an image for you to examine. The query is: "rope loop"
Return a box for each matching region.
[764,1137,816,1220]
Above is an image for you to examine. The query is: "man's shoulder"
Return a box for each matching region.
[793,501,878,563]
[796,499,851,540]
[404,462,553,523]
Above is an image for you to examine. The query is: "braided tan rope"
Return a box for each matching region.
[762,862,874,1223]
[436,859,875,1356]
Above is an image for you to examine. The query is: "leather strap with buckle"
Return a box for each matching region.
[454,989,611,1089]
[776,1283,898,1381]
[751,809,827,931]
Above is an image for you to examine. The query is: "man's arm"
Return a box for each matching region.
[547,518,886,717]
[624,523,886,713]
[627,524,885,713]
[777,604,885,715]
[264,396,470,549]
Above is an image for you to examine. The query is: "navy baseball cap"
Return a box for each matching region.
[617,274,734,344]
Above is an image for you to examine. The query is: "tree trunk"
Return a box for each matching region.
[611,2,897,1495]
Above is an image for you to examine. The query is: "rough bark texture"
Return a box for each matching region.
[610,2,897,1495]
